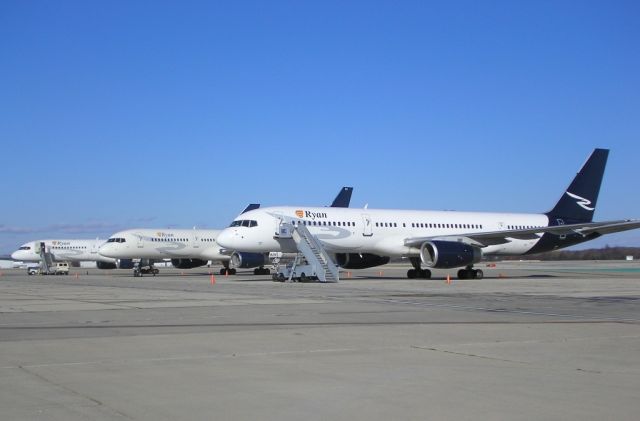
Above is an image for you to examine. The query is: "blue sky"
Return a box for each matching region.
[1,1,639,254]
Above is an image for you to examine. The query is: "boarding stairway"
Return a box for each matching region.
[38,242,54,273]
[276,221,339,283]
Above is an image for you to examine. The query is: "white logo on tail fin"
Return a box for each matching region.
[566,192,594,211]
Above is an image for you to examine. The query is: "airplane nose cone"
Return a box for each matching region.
[98,244,116,258]
[217,229,238,249]
[11,251,20,260]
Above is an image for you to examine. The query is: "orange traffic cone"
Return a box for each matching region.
[210,274,216,285]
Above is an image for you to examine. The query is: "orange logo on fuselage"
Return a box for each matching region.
[295,210,304,218]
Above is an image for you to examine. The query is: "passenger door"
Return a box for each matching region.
[362,214,373,236]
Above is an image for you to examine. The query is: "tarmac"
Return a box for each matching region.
[0,261,639,420]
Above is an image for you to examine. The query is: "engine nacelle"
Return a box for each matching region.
[420,240,482,269]
[118,259,134,269]
[96,261,117,270]
[230,252,267,268]
[171,258,208,269]
[335,253,390,269]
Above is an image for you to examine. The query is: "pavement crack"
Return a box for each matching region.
[17,365,132,419]
[410,345,531,365]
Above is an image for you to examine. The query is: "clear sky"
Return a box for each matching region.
[1,1,639,254]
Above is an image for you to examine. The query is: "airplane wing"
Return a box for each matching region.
[404,219,640,248]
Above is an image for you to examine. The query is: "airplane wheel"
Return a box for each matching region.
[300,272,307,282]
[457,269,468,280]
[421,269,431,279]
[474,269,483,280]
[407,269,416,279]
[253,268,260,275]
[230,268,236,275]
[219,268,226,275]
[264,268,270,275]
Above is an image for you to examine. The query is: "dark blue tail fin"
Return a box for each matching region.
[330,187,353,208]
[240,203,260,214]
[546,148,609,222]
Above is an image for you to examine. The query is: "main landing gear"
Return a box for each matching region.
[253,266,271,275]
[219,262,236,275]
[407,257,431,279]
[457,265,483,280]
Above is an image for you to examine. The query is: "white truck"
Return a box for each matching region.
[272,261,319,282]
[28,262,69,275]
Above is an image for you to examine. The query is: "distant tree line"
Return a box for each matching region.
[499,246,640,261]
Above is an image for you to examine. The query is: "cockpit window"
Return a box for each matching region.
[19,246,31,250]
[107,238,126,243]
[229,220,258,228]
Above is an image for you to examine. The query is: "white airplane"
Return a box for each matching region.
[99,187,356,275]
[217,149,640,280]
[99,227,235,274]
[11,238,122,268]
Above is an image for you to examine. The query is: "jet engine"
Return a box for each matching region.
[96,261,117,270]
[118,259,134,269]
[230,252,267,269]
[335,253,390,269]
[420,240,482,269]
[171,258,208,269]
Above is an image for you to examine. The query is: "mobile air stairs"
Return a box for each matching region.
[273,221,339,283]
[38,242,55,274]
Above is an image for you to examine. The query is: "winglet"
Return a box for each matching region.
[330,187,353,208]
[546,148,609,222]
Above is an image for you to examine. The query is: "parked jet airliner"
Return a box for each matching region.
[98,228,234,273]
[11,238,122,268]
[217,149,640,280]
